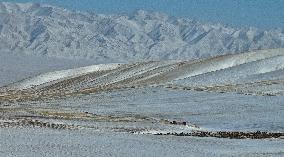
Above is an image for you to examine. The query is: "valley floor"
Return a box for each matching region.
[1,87,283,157]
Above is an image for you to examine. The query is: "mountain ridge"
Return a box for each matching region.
[0,2,284,62]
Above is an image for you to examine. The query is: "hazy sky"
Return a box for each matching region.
[1,0,283,29]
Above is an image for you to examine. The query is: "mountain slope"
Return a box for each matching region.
[0,2,284,62]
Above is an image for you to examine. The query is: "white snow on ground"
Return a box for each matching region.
[174,54,284,86]
[9,63,121,89]
[237,69,284,83]
[5,48,284,96]
[173,48,284,81]
[10,86,283,132]
[0,52,97,87]
[137,125,205,135]
[1,2,284,157]
[2,127,283,157]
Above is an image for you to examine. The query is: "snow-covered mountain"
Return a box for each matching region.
[0,2,284,62]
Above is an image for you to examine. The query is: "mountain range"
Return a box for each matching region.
[0,2,284,62]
